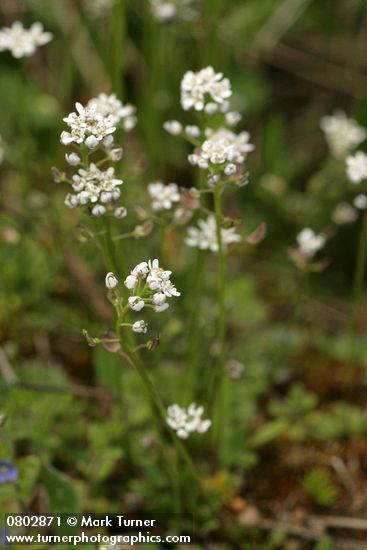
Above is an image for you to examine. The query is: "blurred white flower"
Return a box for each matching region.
[225,111,242,127]
[87,93,137,130]
[148,182,180,211]
[105,272,118,289]
[61,102,116,146]
[83,0,116,18]
[185,125,200,139]
[320,111,366,158]
[332,202,358,225]
[150,0,198,23]
[163,120,182,135]
[132,320,148,334]
[296,228,325,259]
[186,215,241,253]
[0,21,52,58]
[346,151,367,183]
[180,66,232,112]
[166,403,211,439]
[354,194,367,210]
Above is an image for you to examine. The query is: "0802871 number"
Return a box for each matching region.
[6,515,60,527]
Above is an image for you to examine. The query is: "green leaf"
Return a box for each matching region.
[248,420,287,448]
[42,465,79,514]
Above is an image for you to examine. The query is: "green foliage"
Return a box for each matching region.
[302,468,339,506]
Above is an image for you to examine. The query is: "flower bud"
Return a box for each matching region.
[128,296,145,311]
[105,272,118,289]
[132,320,148,334]
[85,135,99,148]
[65,152,81,166]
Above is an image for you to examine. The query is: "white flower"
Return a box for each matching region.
[185,125,200,139]
[124,275,138,290]
[346,151,367,183]
[150,0,198,22]
[186,215,241,253]
[320,111,366,158]
[87,93,137,129]
[225,111,242,127]
[148,182,180,211]
[128,296,145,311]
[154,302,169,313]
[152,292,166,306]
[189,128,254,173]
[132,320,148,334]
[64,163,123,212]
[0,21,52,58]
[61,102,116,146]
[83,0,116,18]
[180,66,232,112]
[132,262,150,277]
[332,202,358,225]
[163,120,182,135]
[110,148,123,162]
[166,403,211,439]
[147,259,180,297]
[296,228,325,259]
[354,194,367,210]
[85,135,100,149]
[150,0,177,22]
[65,153,81,166]
[114,206,127,218]
[105,272,118,289]
[91,204,106,216]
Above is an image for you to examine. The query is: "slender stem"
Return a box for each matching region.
[352,208,367,330]
[207,186,227,446]
[214,186,226,380]
[122,350,202,483]
[113,0,125,98]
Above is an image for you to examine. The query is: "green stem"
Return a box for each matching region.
[113,0,125,98]
[125,352,202,484]
[214,186,226,378]
[207,186,227,445]
[352,208,367,330]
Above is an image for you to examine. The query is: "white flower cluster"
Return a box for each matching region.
[354,194,367,210]
[164,67,253,187]
[346,151,367,184]
[148,182,180,211]
[61,102,116,148]
[83,0,116,18]
[114,259,181,332]
[320,111,366,158]
[296,228,325,259]
[150,0,198,23]
[181,66,232,112]
[64,164,124,216]
[186,215,241,253]
[0,21,53,59]
[87,93,137,130]
[166,403,211,439]
[188,128,254,175]
[59,98,132,217]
